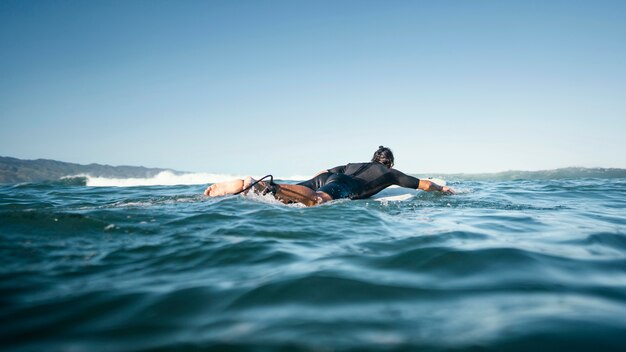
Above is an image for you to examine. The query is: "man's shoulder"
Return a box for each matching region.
[346,162,374,167]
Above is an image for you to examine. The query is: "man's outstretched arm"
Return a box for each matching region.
[392,170,455,194]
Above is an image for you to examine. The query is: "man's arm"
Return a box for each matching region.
[391,169,454,194]
[418,179,455,194]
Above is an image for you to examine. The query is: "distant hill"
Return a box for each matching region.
[416,167,626,180]
[0,156,178,184]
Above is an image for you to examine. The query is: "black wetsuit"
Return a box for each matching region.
[297,162,420,200]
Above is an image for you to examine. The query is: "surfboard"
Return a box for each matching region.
[371,186,418,201]
[371,178,447,202]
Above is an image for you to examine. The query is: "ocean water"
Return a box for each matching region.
[1,176,626,351]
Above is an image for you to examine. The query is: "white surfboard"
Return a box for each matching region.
[371,178,447,202]
[371,186,418,201]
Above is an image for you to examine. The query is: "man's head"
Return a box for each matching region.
[372,145,394,168]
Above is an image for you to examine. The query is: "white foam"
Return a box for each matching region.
[80,171,307,187]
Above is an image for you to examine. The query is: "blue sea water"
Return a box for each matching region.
[1,177,626,351]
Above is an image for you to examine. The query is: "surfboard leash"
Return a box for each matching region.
[233,175,276,196]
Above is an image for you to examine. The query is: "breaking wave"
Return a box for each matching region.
[63,171,307,187]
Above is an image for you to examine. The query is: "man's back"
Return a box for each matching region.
[328,162,420,199]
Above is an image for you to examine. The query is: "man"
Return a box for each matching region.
[204,146,454,206]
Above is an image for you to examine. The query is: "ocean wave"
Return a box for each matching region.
[63,171,307,187]
[2,178,626,351]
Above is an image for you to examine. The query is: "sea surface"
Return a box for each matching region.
[1,175,626,351]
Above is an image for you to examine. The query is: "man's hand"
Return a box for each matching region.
[418,179,455,194]
[441,185,455,195]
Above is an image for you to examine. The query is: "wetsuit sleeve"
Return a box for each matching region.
[391,169,420,189]
[327,165,346,174]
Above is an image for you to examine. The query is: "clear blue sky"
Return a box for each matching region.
[1,0,625,175]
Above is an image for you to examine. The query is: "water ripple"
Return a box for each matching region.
[2,179,626,351]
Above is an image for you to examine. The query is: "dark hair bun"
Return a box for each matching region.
[372,146,394,168]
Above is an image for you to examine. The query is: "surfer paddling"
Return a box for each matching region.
[204,146,454,206]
